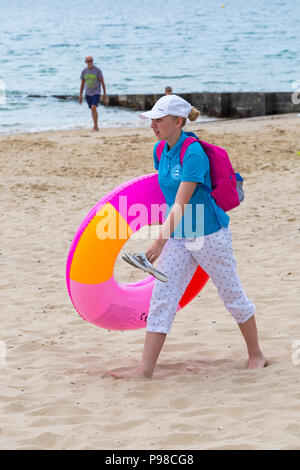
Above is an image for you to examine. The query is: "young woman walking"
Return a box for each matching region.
[110,95,266,379]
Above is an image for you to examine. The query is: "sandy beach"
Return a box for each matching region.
[0,113,300,450]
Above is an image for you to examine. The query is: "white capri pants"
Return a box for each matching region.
[147,227,255,334]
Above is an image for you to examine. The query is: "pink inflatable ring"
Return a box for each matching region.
[66,173,209,330]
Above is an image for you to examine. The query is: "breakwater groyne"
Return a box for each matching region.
[27,92,300,118]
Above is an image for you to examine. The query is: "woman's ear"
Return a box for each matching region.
[175,117,184,129]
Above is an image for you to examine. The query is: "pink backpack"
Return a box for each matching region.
[156,132,244,212]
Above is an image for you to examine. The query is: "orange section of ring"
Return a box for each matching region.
[70,203,133,284]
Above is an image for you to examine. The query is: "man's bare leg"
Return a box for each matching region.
[238,315,267,369]
[109,332,166,379]
[91,105,99,131]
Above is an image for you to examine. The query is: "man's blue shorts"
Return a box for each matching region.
[85,94,100,108]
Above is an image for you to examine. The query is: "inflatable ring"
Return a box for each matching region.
[66,173,209,330]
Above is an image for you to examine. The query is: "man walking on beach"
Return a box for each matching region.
[79,56,108,131]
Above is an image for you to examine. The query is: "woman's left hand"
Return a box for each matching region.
[145,239,166,264]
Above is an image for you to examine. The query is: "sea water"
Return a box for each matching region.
[0,0,299,134]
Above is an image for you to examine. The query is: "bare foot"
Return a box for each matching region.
[247,356,267,369]
[91,127,99,132]
[109,366,152,379]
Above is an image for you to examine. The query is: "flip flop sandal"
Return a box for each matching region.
[122,252,139,269]
[122,252,168,283]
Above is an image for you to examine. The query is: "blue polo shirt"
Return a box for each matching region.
[153,131,230,238]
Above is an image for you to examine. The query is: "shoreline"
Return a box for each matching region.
[0,115,218,138]
[0,112,298,138]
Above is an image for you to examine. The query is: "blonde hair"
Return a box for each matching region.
[188,107,200,121]
[172,106,200,127]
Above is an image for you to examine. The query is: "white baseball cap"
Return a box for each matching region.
[139,94,192,120]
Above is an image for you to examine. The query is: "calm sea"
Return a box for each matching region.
[0,0,299,134]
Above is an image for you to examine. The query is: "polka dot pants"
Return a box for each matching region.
[147,227,255,334]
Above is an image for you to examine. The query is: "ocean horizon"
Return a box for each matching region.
[0,0,299,134]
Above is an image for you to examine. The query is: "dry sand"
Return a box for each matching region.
[0,113,300,450]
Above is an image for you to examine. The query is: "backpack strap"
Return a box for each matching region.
[155,135,222,228]
[179,137,222,227]
[156,136,200,163]
[156,140,166,161]
[179,137,199,165]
